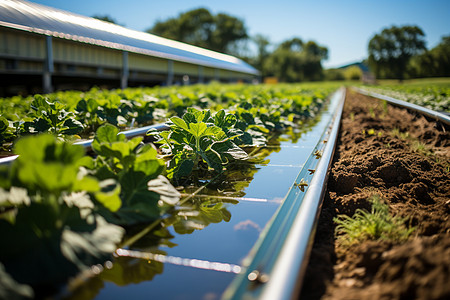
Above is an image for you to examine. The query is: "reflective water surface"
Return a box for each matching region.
[64,97,339,300]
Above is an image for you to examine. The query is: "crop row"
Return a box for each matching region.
[361,82,450,112]
[0,83,339,152]
[0,82,340,298]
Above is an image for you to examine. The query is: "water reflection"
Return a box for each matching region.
[65,256,164,300]
[165,198,237,235]
[64,107,326,300]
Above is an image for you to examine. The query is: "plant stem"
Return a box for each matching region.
[120,218,162,248]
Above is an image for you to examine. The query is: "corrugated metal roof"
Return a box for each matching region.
[0,0,259,75]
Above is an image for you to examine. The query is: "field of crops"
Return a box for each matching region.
[361,79,450,112]
[0,83,339,152]
[0,82,342,299]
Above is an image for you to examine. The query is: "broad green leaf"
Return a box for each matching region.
[73,176,100,194]
[212,140,249,161]
[53,101,66,111]
[214,109,225,125]
[188,122,207,138]
[170,131,188,145]
[203,126,222,138]
[248,124,270,134]
[77,156,95,169]
[182,112,197,124]
[12,135,85,193]
[240,112,255,125]
[201,150,224,173]
[116,201,161,224]
[75,99,88,112]
[223,114,237,127]
[17,162,78,193]
[0,203,123,286]
[237,130,266,146]
[95,137,142,165]
[62,118,84,135]
[135,144,159,164]
[119,169,160,206]
[214,110,236,128]
[94,179,121,212]
[33,117,51,132]
[168,158,194,179]
[196,109,211,122]
[31,95,50,112]
[108,137,141,159]
[93,124,124,145]
[134,160,164,179]
[170,117,188,131]
[87,98,99,113]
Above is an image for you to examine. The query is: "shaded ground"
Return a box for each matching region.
[299,89,450,300]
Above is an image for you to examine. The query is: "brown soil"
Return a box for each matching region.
[299,89,450,300]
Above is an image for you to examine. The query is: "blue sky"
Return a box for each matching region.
[32,0,450,68]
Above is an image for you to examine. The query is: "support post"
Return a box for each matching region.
[167,60,174,86]
[198,66,204,84]
[43,35,54,93]
[214,68,220,82]
[121,51,129,89]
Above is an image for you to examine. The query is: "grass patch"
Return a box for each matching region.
[390,128,434,155]
[334,195,415,247]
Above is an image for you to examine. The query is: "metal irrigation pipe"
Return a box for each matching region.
[259,88,345,300]
[222,87,346,300]
[0,123,169,166]
[354,87,450,126]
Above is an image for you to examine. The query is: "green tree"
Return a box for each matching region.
[210,13,248,53]
[252,34,271,77]
[264,38,328,82]
[368,25,426,80]
[410,35,450,78]
[150,8,214,49]
[148,8,248,54]
[430,36,450,77]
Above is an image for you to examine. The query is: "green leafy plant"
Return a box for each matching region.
[0,117,16,151]
[362,81,450,113]
[75,98,105,134]
[231,103,269,146]
[149,108,248,181]
[0,134,124,295]
[26,95,84,136]
[334,195,415,247]
[88,124,179,225]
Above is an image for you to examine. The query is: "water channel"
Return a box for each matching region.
[64,89,343,300]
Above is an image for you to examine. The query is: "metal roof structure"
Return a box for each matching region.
[0,0,258,75]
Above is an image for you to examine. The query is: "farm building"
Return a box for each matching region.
[0,0,259,96]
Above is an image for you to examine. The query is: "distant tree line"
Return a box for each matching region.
[146,8,328,82]
[93,9,330,82]
[368,25,450,80]
[94,11,449,82]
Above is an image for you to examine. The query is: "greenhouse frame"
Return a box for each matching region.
[0,0,259,95]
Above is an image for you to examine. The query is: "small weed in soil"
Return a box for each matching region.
[334,195,415,247]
